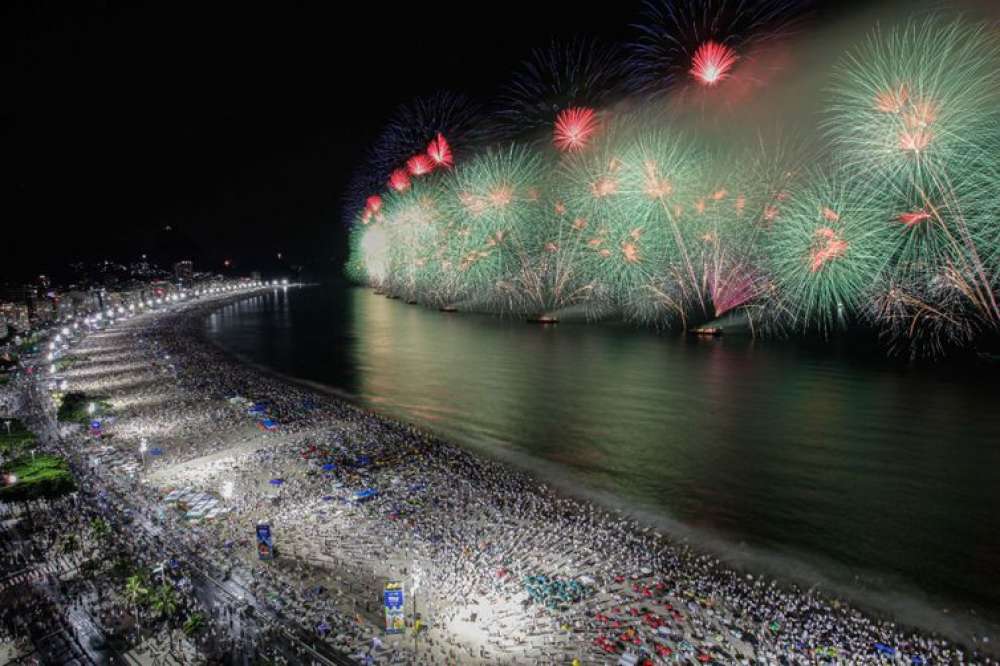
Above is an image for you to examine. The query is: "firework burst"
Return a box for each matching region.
[557,119,705,324]
[766,171,893,333]
[865,147,1000,353]
[628,0,810,99]
[826,17,1000,188]
[343,91,492,224]
[444,144,546,311]
[690,41,739,86]
[375,175,456,303]
[496,39,626,145]
[553,107,601,153]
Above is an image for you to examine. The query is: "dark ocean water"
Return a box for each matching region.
[206,285,1000,637]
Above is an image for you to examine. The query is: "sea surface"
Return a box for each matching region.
[206,285,1000,637]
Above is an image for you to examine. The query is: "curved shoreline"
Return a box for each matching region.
[192,291,997,660]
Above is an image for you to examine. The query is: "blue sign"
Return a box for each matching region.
[383,582,405,633]
[256,523,274,560]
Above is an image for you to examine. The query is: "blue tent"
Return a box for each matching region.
[351,488,377,502]
[269,478,284,486]
[149,447,164,457]
[321,463,336,472]
[260,419,278,431]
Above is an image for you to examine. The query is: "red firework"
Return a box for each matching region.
[488,186,513,208]
[590,176,618,198]
[690,41,738,86]
[898,210,931,227]
[710,266,760,317]
[553,107,599,153]
[365,195,383,213]
[426,133,453,168]
[873,84,909,113]
[406,154,434,177]
[809,227,848,272]
[898,129,932,153]
[389,169,411,192]
[642,160,672,199]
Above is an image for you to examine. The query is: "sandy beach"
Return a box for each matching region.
[51,289,997,665]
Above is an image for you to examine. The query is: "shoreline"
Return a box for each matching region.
[63,291,998,663]
[201,295,1000,654]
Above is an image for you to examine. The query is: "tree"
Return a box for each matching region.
[125,574,150,631]
[125,574,149,607]
[151,583,179,620]
[182,612,205,637]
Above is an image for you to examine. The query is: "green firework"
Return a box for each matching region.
[766,170,893,332]
[826,17,1000,189]
[508,163,596,315]
[444,143,546,311]
[378,175,453,304]
[557,120,704,324]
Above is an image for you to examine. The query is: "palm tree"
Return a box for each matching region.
[182,612,205,637]
[151,582,180,656]
[151,583,178,620]
[124,574,149,629]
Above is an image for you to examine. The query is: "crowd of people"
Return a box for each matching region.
[3,288,996,664]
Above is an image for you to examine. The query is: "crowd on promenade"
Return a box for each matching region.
[4,291,995,665]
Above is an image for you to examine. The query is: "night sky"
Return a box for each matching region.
[4,0,987,284]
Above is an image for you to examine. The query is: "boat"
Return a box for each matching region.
[690,327,723,337]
